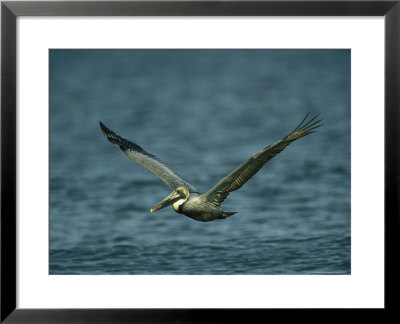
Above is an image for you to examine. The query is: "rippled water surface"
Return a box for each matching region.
[50,49,350,274]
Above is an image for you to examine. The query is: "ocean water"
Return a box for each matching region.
[49,49,350,274]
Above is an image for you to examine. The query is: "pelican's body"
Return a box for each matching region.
[100,114,322,222]
[172,192,236,222]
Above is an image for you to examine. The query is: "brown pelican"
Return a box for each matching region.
[100,114,322,222]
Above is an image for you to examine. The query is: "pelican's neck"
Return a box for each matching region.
[173,197,188,213]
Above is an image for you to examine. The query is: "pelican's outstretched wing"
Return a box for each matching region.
[100,122,199,193]
[202,114,322,206]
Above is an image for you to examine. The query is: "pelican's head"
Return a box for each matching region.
[150,187,189,213]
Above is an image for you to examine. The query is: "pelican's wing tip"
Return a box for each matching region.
[292,113,324,134]
[99,121,115,138]
[99,121,107,131]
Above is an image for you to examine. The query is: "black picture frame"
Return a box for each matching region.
[1,0,399,322]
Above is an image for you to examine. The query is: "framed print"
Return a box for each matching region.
[1,0,399,322]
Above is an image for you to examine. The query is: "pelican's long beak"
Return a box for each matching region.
[150,190,181,212]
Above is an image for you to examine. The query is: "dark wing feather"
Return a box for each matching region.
[202,114,322,206]
[99,121,198,193]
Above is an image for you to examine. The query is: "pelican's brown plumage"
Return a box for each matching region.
[100,114,322,222]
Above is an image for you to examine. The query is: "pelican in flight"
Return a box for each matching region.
[100,114,322,222]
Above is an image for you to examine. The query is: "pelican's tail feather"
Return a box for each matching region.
[220,211,237,219]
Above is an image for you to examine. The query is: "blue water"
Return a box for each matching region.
[49,49,350,274]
